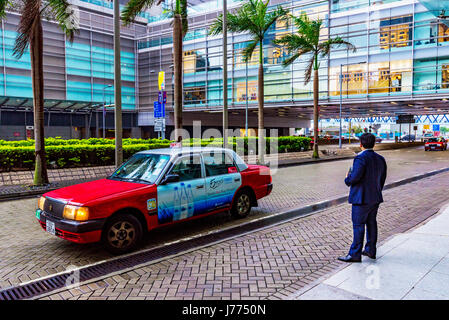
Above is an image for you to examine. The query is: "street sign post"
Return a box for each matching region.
[154,96,166,139]
[155,71,167,139]
[154,118,166,132]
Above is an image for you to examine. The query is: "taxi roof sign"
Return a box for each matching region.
[170,142,182,148]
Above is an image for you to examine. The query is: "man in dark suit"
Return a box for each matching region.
[338,133,387,263]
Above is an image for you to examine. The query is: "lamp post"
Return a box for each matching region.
[102,84,112,139]
[222,0,228,148]
[245,59,248,137]
[339,61,367,148]
[113,0,123,167]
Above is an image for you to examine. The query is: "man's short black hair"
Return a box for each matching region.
[360,133,376,149]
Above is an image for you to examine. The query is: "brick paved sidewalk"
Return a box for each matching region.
[40,171,449,300]
[294,204,449,300]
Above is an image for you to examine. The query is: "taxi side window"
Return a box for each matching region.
[203,152,235,177]
[170,155,202,181]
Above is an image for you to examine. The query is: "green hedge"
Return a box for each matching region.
[0,136,311,171]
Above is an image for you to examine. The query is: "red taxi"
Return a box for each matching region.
[35,148,273,254]
[424,137,447,151]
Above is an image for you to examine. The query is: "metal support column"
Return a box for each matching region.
[222,0,228,148]
[113,0,123,166]
[245,60,248,137]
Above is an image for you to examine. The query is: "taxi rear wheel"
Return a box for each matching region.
[102,214,143,254]
[231,190,252,218]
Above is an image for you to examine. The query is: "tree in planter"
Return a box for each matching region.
[0,0,78,185]
[209,0,288,164]
[273,12,355,158]
[122,0,188,142]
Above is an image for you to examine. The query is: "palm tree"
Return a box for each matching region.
[122,0,188,142]
[0,0,78,185]
[273,12,355,158]
[210,0,288,164]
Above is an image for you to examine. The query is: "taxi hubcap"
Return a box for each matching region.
[108,221,135,248]
[237,194,250,215]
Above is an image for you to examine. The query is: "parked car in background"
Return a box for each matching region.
[354,134,382,144]
[425,137,447,151]
[400,134,416,142]
[422,133,434,142]
[35,147,273,254]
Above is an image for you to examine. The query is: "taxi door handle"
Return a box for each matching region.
[234,178,240,182]
[196,185,204,189]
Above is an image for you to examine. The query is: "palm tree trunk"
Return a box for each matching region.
[258,42,265,164]
[173,14,183,142]
[31,17,48,185]
[312,67,319,159]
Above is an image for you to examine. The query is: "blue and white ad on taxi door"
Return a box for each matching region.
[205,172,241,210]
[156,173,242,224]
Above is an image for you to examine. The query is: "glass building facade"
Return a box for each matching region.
[139,0,449,122]
[0,2,146,140]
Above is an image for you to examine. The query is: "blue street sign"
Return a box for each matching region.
[433,124,440,132]
[154,101,165,118]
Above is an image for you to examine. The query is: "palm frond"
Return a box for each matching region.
[209,13,223,36]
[46,0,78,42]
[210,0,272,38]
[0,0,11,19]
[273,33,313,53]
[281,51,300,67]
[13,0,40,58]
[273,31,313,67]
[241,39,259,62]
[230,2,261,36]
[304,53,315,84]
[318,36,356,58]
[262,5,288,34]
[179,0,188,37]
[164,0,188,38]
[122,0,162,26]
[292,12,322,48]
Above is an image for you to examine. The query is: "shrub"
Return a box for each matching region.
[0,136,311,171]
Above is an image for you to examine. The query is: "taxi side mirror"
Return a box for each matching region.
[160,173,180,185]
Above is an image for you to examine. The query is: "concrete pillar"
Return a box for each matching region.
[85,113,90,139]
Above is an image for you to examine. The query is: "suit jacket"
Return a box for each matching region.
[344,149,387,205]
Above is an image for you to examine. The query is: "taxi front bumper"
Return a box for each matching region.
[35,209,105,243]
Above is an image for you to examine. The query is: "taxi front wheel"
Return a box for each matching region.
[102,213,143,254]
[231,190,252,218]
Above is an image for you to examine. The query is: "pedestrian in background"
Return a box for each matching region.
[338,133,387,263]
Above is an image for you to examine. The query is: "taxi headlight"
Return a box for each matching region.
[38,196,46,210]
[63,205,89,221]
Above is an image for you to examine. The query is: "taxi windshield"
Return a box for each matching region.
[109,153,170,184]
[428,138,438,142]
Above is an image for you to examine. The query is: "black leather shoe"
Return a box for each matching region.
[362,251,376,259]
[338,255,361,263]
